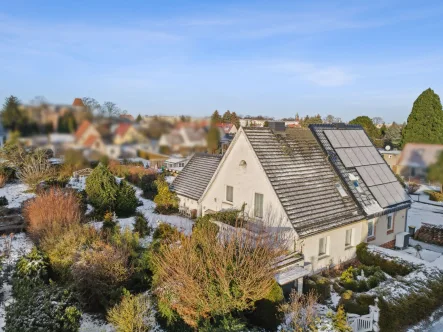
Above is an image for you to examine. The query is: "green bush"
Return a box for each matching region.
[115,181,138,217]
[0,196,8,206]
[378,278,443,331]
[133,212,152,237]
[356,243,412,276]
[14,247,49,286]
[339,265,386,292]
[140,174,159,200]
[303,275,331,303]
[86,163,119,212]
[430,191,443,202]
[338,290,370,315]
[246,281,283,330]
[153,177,178,215]
[6,282,82,332]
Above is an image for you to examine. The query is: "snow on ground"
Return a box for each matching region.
[79,313,115,332]
[67,176,86,191]
[165,176,176,184]
[407,201,443,230]
[0,183,35,208]
[0,232,34,329]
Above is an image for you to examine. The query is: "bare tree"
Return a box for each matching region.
[372,117,384,126]
[101,101,122,118]
[82,97,101,115]
[151,219,288,328]
[280,290,319,331]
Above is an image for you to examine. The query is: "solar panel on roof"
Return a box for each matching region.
[360,147,376,164]
[351,147,370,165]
[378,184,397,206]
[355,166,375,186]
[342,131,358,146]
[372,164,391,184]
[344,148,362,167]
[367,147,384,163]
[385,183,403,203]
[369,185,389,208]
[393,182,409,201]
[333,131,350,147]
[349,130,365,146]
[336,149,353,167]
[356,131,373,146]
[384,167,398,183]
[324,130,341,148]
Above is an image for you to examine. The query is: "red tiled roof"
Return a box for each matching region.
[115,123,132,137]
[83,135,98,147]
[72,98,85,107]
[75,120,91,139]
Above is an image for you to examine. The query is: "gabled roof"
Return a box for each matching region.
[243,127,364,238]
[75,120,91,140]
[83,135,99,147]
[171,154,222,201]
[72,98,85,107]
[115,123,132,137]
[310,124,411,217]
[398,143,443,168]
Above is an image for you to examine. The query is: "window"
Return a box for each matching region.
[336,183,348,197]
[226,185,233,202]
[254,193,264,218]
[387,213,394,230]
[319,237,327,256]
[368,220,375,238]
[345,229,353,246]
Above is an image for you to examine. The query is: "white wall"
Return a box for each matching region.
[201,130,296,246]
[300,220,366,272]
[362,209,408,246]
[177,194,199,213]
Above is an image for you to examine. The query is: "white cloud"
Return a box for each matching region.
[267,61,354,87]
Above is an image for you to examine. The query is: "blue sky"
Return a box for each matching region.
[1,0,443,122]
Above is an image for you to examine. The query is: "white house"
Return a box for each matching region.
[171,123,411,288]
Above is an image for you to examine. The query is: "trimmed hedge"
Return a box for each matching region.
[379,278,443,331]
[338,290,375,315]
[356,243,413,276]
[303,275,331,303]
[339,265,386,292]
[430,191,443,202]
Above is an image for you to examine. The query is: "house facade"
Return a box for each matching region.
[174,123,411,280]
[397,143,443,182]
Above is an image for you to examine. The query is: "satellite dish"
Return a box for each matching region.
[385,145,391,151]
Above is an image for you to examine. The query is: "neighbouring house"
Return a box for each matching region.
[397,143,443,182]
[48,133,75,156]
[379,149,401,172]
[171,153,222,218]
[159,127,207,155]
[175,122,411,288]
[216,123,238,135]
[113,123,148,145]
[164,155,193,173]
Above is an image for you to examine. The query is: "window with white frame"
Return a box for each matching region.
[368,220,375,238]
[226,185,233,202]
[254,193,264,218]
[345,229,353,246]
[319,237,328,256]
[387,213,394,230]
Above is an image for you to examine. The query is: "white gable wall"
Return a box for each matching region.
[201,130,296,248]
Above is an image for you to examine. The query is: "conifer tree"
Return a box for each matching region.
[210,110,222,125]
[1,96,26,131]
[222,110,232,123]
[401,88,443,146]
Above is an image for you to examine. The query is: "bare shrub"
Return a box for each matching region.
[0,174,7,188]
[24,188,83,243]
[279,289,319,332]
[151,220,288,327]
[16,149,54,190]
[71,241,131,309]
[107,293,153,332]
[407,182,420,194]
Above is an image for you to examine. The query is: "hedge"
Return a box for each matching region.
[430,191,443,202]
[303,275,331,303]
[356,243,413,276]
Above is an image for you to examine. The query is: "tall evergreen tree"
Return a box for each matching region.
[136,114,142,122]
[230,112,240,128]
[401,88,443,146]
[210,110,222,125]
[206,126,221,154]
[385,122,402,147]
[222,110,232,123]
[1,96,26,131]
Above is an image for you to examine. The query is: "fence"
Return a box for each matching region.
[347,298,380,332]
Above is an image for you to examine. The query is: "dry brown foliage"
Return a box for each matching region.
[0,174,7,188]
[107,293,153,332]
[16,149,54,190]
[109,160,155,179]
[279,290,319,332]
[24,187,83,243]
[71,241,131,308]
[151,221,288,327]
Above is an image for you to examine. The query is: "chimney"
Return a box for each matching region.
[268,121,286,133]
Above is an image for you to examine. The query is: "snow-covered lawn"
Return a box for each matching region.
[0,233,34,329]
[0,183,35,208]
[407,201,443,229]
